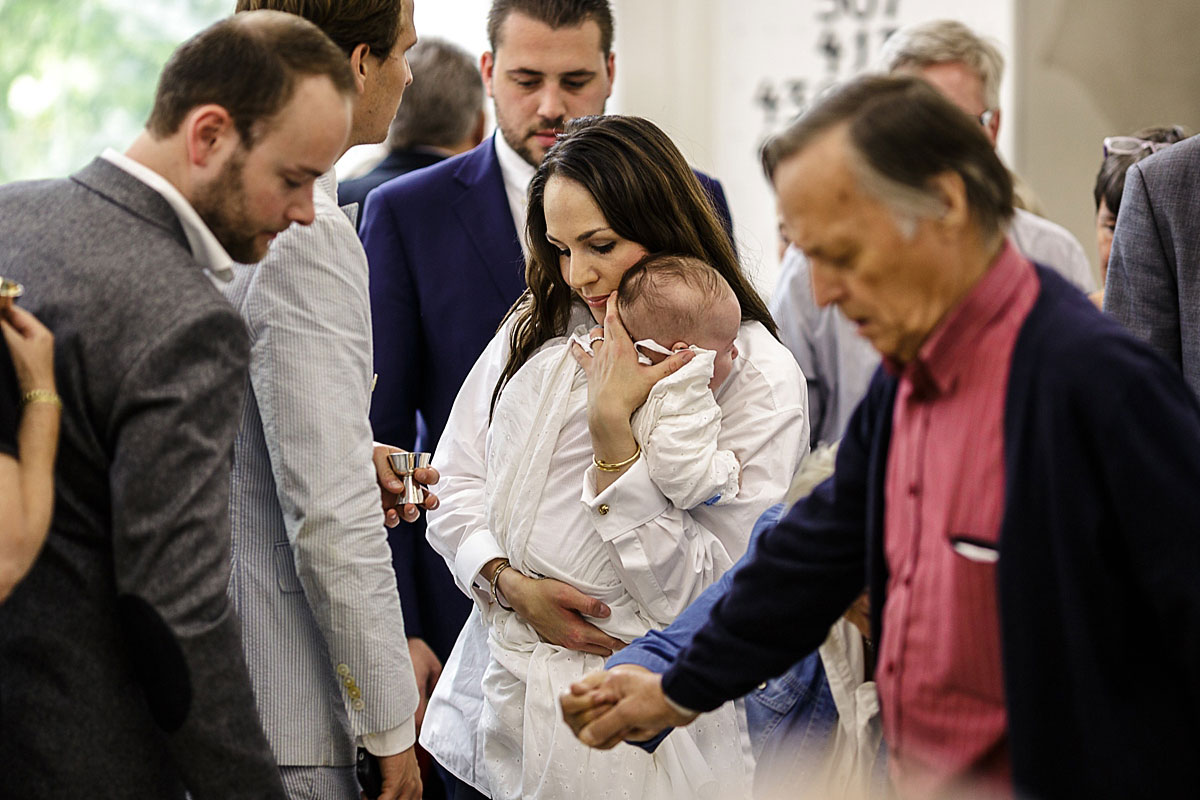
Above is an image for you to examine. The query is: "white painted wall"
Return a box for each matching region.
[613,0,1016,297]
[1013,0,1200,282]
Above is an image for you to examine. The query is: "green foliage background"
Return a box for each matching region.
[0,0,230,183]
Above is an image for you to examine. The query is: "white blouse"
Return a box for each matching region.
[420,312,809,793]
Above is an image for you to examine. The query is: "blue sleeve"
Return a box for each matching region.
[361,186,422,450]
[605,503,786,752]
[360,186,425,634]
[607,504,786,675]
[661,391,877,712]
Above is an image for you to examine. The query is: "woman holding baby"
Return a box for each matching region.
[419,115,809,799]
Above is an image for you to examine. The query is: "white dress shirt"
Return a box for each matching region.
[100,148,233,288]
[493,132,537,257]
[420,308,809,792]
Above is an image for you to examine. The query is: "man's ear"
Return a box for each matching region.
[604,52,615,96]
[481,51,496,97]
[349,43,371,95]
[183,104,237,168]
[985,107,1001,146]
[929,170,970,233]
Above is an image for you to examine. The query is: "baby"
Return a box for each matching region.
[608,252,743,508]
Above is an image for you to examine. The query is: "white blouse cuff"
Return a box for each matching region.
[454,530,506,599]
[582,457,671,541]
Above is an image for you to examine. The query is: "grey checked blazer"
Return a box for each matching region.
[0,158,285,798]
[222,173,418,767]
[1106,135,1200,400]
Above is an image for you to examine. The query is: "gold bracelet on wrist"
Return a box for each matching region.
[593,443,641,472]
[490,558,515,611]
[21,389,62,409]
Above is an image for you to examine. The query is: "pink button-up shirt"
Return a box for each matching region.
[877,241,1039,798]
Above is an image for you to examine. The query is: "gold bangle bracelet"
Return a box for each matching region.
[490,559,515,611]
[21,389,62,409]
[594,443,641,472]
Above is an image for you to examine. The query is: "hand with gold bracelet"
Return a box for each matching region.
[478,556,626,656]
[1,287,62,602]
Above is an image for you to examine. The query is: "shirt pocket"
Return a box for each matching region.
[273,541,304,593]
[947,534,1000,564]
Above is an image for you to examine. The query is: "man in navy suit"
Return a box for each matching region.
[359,0,734,762]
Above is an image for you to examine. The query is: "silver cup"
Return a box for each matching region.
[388,451,432,506]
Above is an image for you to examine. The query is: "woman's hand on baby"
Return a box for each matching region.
[571,292,693,425]
[499,569,626,656]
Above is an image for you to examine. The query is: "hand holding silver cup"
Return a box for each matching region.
[388,451,432,506]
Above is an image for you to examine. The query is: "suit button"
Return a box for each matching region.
[336,663,351,677]
[349,687,362,700]
[598,504,610,516]
[352,699,365,712]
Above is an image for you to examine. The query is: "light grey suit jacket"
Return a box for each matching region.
[1105,135,1200,400]
[0,158,285,798]
[222,173,418,767]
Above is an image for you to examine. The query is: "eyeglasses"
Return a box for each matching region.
[1103,136,1177,158]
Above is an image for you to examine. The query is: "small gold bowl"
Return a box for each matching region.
[0,278,24,299]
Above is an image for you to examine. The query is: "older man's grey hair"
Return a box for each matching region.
[879,19,1004,112]
[762,74,1014,242]
[387,37,483,151]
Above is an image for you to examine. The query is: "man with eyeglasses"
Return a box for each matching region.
[772,18,1098,448]
[1103,131,1200,401]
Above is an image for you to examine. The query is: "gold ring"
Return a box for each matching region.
[0,278,24,298]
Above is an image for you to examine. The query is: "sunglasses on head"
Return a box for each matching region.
[1103,136,1178,159]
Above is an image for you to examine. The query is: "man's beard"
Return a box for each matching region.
[504,115,566,167]
[193,150,270,264]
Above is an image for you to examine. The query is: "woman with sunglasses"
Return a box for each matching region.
[1091,125,1189,307]
[419,115,809,799]
[0,280,61,602]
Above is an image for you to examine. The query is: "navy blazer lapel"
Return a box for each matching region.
[71,158,189,248]
[451,139,526,303]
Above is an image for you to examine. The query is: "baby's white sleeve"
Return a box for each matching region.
[632,354,741,510]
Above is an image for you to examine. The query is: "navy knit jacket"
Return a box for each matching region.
[663,267,1200,797]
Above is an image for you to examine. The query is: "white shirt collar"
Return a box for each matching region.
[101,148,234,287]
[492,131,538,256]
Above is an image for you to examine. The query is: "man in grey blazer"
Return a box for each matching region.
[225,2,424,798]
[0,13,356,798]
[1105,134,1200,400]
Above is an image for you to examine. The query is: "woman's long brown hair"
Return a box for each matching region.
[490,115,777,415]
